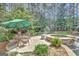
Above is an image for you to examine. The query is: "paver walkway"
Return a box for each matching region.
[8,36,50,53]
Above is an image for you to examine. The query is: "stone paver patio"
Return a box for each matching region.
[7,36,76,56]
[8,36,51,53]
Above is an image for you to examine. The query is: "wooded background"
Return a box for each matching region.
[0,3,79,34]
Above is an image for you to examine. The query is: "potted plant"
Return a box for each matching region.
[0,34,9,51]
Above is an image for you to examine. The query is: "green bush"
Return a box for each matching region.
[0,32,15,42]
[29,30,38,36]
[6,32,15,40]
[0,34,9,42]
[0,27,8,33]
[51,37,62,47]
[34,44,48,56]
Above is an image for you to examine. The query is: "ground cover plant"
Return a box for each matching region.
[51,37,62,47]
[34,44,48,56]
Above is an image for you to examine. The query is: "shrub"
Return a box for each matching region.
[51,37,62,47]
[0,27,8,33]
[6,32,15,40]
[29,30,38,36]
[0,32,15,42]
[34,44,48,56]
[0,34,9,42]
[77,28,79,32]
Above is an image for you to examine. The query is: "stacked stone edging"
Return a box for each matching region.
[62,45,76,56]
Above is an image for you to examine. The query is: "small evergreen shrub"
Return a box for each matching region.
[0,27,8,33]
[6,32,15,40]
[34,44,48,56]
[0,32,15,42]
[0,34,9,42]
[51,37,62,47]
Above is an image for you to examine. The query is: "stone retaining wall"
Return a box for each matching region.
[46,34,75,45]
[62,45,76,56]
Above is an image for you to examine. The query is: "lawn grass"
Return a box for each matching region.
[55,31,70,35]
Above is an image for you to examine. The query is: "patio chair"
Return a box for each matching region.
[14,33,22,47]
[15,32,31,48]
[21,33,31,46]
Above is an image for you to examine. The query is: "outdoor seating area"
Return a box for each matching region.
[0,28,76,56]
[0,3,79,56]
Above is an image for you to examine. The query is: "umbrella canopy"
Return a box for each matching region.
[1,19,31,30]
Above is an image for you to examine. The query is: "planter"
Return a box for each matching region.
[46,34,75,45]
[48,46,68,56]
[0,41,8,52]
[48,45,76,56]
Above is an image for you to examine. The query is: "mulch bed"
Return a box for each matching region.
[48,46,69,56]
[18,47,69,56]
[19,52,35,56]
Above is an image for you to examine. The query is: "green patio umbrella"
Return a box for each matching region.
[1,19,31,30]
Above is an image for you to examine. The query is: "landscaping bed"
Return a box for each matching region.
[8,45,75,56]
[46,34,75,45]
[19,52,35,56]
[8,46,72,56]
[48,46,68,56]
[7,36,76,56]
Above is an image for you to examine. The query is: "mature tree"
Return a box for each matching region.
[1,3,79,33]
[4,7,33,21]
[0,4,5,22]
